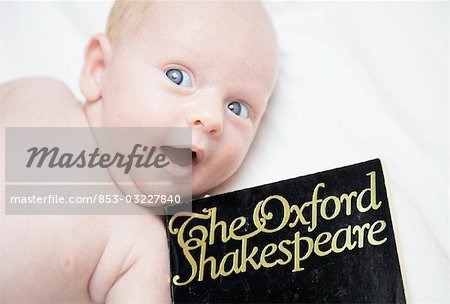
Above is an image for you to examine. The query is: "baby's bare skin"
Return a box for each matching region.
[0,77,171,303]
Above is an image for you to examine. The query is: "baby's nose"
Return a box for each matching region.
[186,96,224,137]
[186,111,223,137]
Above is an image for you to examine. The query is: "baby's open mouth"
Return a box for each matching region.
[160,146,193,167]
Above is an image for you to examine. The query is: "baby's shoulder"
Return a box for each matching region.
[0,76,88,127]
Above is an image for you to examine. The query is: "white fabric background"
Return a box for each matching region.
[0,1,448,303]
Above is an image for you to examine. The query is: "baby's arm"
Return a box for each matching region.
[1,78,172,303]
[88,216,171,304]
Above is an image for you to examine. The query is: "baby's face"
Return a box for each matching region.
[89,1,278,196]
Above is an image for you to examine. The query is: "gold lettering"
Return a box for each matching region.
[331,225,357,253]
[253,195,290,234]
[292,231,313,272]
[320,195,340,220]
[289,203,310,228]
[168,211,211,250]
[314,232,332,256]
[170,172,388,284]
[240,239,261,272]
[340,191,357,215]
[218,250,240,277]
[260,243,278,268]
[208,207,228,245]
[368,220,387,246]
[277,240,293,265]
[229,216,247,240]
[352,223,371,248]
[307,183,325,232]
[356,171,382,212]
[198,245,219,281]
[172,245,199,286]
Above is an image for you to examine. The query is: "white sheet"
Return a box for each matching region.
[0,1,448,302]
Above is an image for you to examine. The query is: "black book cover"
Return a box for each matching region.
[165,159,406,303]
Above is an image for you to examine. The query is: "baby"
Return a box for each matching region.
[0,1,278,303]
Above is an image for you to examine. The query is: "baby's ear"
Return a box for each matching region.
[79,34,112,102]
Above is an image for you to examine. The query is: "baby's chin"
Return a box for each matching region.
[192,187,209,199]
[191,183,214,199]
[191,176,228,199]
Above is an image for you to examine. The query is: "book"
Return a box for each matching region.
[165,159,406,303]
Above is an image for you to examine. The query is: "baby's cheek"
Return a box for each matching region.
[102,102,134,127]
[236,128,254,151]
[224,138,249,167]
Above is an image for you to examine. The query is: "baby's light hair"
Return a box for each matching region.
[106,0,150,44]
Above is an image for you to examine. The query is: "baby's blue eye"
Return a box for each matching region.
[227,101,249,119]
[165,68,192,88]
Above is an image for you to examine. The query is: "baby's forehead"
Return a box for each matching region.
[115,1,278,102]
[110,1,275,45]
[137,2,277,66]
[136,1,276,46]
